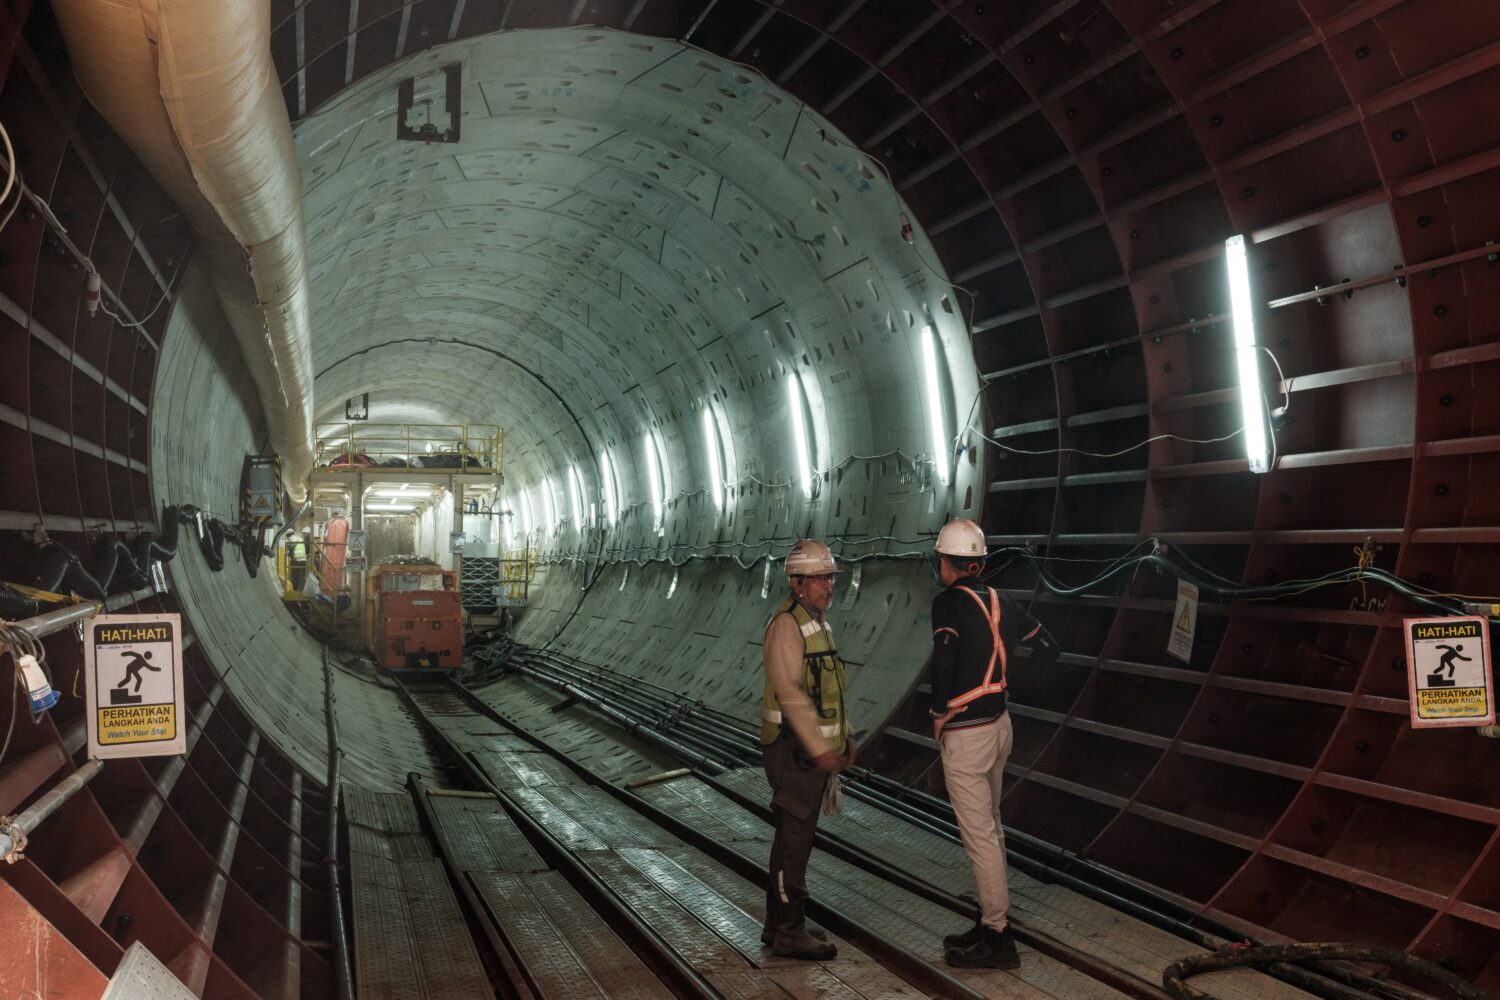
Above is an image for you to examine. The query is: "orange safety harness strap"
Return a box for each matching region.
[945,586,1008,708]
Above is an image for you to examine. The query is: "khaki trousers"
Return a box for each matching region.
[940,712,1014,931]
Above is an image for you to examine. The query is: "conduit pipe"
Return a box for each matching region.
[51,0,316,503]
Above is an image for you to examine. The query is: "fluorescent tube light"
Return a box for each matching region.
[788,372,814,497]
[601,451,619,526]
[1226,235,1270,473]
[702,406,723,510]
[568,465,584,529]
[921,325,950,486]
[645,433,664,532]
[543,477,557,529]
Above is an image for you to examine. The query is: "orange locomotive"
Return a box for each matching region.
[367,562,463,670]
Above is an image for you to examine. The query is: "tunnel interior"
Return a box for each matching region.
[4,0,1500,995]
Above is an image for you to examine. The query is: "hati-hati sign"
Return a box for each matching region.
[1404,615,1494,729]
[85,613,187,759]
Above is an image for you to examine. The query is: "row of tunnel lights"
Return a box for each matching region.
[502,325,953,545]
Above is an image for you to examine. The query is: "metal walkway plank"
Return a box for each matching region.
[428,793,549,873]
[469,868,674,1000]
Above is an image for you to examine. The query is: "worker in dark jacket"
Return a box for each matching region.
[759,538,852,960]
[928,518,1059,969]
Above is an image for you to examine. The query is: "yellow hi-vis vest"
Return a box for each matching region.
[760,597,849,754]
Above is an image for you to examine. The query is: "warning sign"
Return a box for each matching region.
[345,530,367,573]
[84,614,187,759]
[1404,616,1494,729]
[1167,580,1199,663]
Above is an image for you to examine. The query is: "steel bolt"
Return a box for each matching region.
[1242,642,1254,653]
[1434,305,1448,317]
[1435,483,1449,496]
[1309,817,1324,831]
[1355,46,1369,59]
[1150,294,1160,304]
[1391,129,1406,142]
[1439,393,1455,407]
[1102,166,1113,177]
[1162,363,1173,373]
[1418,215,1432,227]
[1171,47,1184,59]
[1253,889,1269,904]
[1355,740,1369,752]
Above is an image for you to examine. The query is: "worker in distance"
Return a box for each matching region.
[758,539,854,960]
[927,518,1059,968]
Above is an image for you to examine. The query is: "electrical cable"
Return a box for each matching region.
[974,425,1244,459]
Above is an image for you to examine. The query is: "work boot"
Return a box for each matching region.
[942,918,983,950]
[761,924,827,946]
[945,925,1019,969]
[771,927,838,960]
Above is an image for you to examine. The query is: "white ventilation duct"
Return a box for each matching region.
[52,0,316,504]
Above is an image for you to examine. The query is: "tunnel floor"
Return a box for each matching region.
[339,671,1317,1000]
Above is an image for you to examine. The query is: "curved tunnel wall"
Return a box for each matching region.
[3,0,1500,988]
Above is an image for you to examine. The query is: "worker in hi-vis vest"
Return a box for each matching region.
[759,538,852,960]
[928,518,1059,969]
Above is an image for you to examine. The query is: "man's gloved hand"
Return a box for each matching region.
[931,707,959,742]
[813,750,842,772]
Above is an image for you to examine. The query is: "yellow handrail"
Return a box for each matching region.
[313,422,503,473]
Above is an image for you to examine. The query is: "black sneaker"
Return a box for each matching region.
[771,927,838,960]
[942,920,983,950]
[945,926,1020,969]
[762,924,828,946]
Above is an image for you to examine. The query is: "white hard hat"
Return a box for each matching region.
[935,518,987,557]
[785,539,838,576]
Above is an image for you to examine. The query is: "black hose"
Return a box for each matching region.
[0,587,41,619]
[93,534,149,591]
[1163,943,1497,1000]
[134,504,181,567]
[198,518,225,572]
[32,544,107,602]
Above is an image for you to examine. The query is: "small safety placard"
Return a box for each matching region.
[84,613,187,759]
[1167,580,1199,663]
[1404,616,1494,729]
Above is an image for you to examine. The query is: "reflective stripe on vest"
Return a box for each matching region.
[762,708,842,739]
[946,586,1007,708]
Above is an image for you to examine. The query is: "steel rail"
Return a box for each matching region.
[322,648,354,1000]
[440,676,1003,1000]
[390,677,724,1000]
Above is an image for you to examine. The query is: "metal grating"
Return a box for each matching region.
[469,869,673,999]
[102,942,199,1000]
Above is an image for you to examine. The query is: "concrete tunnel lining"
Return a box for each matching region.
[149,28,982,789]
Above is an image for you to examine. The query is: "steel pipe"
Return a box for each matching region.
[1,758,105,862]
[5,601,100,641]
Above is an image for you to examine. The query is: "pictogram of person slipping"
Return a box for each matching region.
[1427,643,1472,688]
[111,650,161,704]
